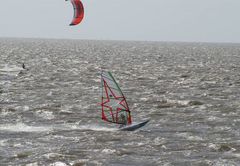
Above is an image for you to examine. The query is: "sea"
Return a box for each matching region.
[0,38,240,166]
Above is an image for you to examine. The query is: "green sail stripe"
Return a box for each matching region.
[106,86,122,92]
[102,73,122,93]
[108,72,124,96]
[102,75,114,82]
[102,97,124,99]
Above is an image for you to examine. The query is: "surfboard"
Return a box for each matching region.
[119,119,150,131]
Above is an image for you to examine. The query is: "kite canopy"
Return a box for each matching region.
[69,0,84,26]
[100,71,132,125]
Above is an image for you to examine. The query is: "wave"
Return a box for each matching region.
[0,123,117,133]
[0,123,53,132]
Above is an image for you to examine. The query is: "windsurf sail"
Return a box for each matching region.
[100,71,132,125]
[67,0,84,26]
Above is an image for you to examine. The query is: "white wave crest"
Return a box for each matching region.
[0,123,52,132]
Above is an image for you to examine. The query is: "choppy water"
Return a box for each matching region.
[1,38,240,165]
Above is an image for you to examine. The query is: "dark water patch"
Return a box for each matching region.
[156,99,204,109]
[15,151,32,159]
[156,100,187,109]
[72,161,89,166]
[218,144,234,152]
[188,100,204,106]
[180,74,191,79]
[0,107,17,113]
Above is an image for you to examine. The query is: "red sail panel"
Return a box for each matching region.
[70,0,84,26]
[100,72,132,125]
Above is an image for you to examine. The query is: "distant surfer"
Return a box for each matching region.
[22,63,26,69]
[21,63,29,71]
[18,63,28,75]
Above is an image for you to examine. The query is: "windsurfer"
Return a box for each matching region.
[18,63,28,75]
[22,63,26,69]
[119,113,127,128]
[21,63,29,71]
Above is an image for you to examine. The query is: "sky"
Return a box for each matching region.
[0,0,239,43]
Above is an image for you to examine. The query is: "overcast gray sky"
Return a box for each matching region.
[0,0,239,42]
